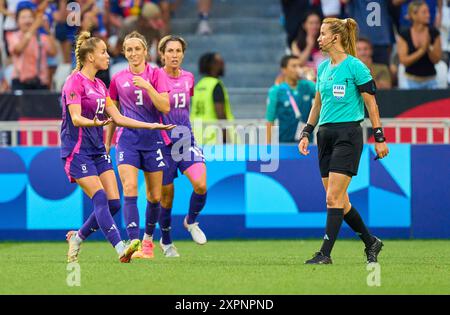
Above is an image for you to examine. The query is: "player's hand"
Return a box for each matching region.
[298,137,310,156]
[93,116,112,127]
[132,76,151,90]
[147,123,176,130]
[375,142,389,159]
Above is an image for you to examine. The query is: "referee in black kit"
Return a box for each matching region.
[298,17,389,265]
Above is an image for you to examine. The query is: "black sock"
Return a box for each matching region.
[320,208,344,257]
[344,206,375,247]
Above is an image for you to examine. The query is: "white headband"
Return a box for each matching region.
[123,37,147,49]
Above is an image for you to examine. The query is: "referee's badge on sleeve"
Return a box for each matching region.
[333,84,346,99]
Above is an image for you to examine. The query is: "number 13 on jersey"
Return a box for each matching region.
[173,93,186,108]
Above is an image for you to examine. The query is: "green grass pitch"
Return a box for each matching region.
[1,240,449,294]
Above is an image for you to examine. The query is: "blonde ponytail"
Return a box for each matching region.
[74,31,91,71]
[344,18,358,57]
[74,31,102,71]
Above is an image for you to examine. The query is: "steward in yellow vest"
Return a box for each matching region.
[190,53,235,144]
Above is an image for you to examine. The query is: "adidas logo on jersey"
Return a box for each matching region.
[158,161,166,168]
[87,89,95,95]
[122,81,131,88]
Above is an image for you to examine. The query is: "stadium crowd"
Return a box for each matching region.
[0,0,212,91]
[0,0,448,92]
[282,0,449,89]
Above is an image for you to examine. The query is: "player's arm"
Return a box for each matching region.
[68,104,112,127]
[298,91,321,155]
[105,100,119,155]
[361,92,389,159]
[132,76,170,114]
[105,97,175,130]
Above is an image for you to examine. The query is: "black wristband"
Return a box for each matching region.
[300,123,315,139]
[373,127,386,143]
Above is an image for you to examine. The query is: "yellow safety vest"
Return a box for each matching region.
[191,77,235,145]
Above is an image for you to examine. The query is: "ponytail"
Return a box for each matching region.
[75,31,91,71]
[344,18,358,57]
[74,31,102,71]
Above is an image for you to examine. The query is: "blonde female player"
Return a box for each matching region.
[299,18,389,264]
[105,31,172,259]
[156,35,208,258]
[63,31,175,263]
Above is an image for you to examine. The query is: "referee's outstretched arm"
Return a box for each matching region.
[298,91,321,156]
[362,93,389,159]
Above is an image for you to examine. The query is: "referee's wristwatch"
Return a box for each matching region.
[373,127,386,143]
[300,123,315,139]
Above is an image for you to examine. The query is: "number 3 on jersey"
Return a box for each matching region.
[173,93,186,108]
[135,90,143,106]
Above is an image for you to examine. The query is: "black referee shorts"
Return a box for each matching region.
[317,121,363,178]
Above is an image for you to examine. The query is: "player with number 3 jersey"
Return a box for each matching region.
[106,31,172,259]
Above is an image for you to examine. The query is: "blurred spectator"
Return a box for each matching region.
[54,1,77,64]
[114,2,164,63]
[0,49,10,91]
[281,0,321,47]
[197,0,211,35]
[290,11,325,70]
[155,0,171,34]
[357,37,393,89]
[107,0,125,31]
[266,55,315,144]
[397,0,442,89]
[108,0,170,34]
[394,0,442,28]
[0,0,21,34]
[441,0,449,64]
[1,0,22,60]
[33,0,59,89]
[7,4,56,90]
[343,0,395,66]
[191,52,235,144]
[0,71,9,92]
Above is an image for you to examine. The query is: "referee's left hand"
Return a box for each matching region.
[298,137,310,156]
[375,142,389,159]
